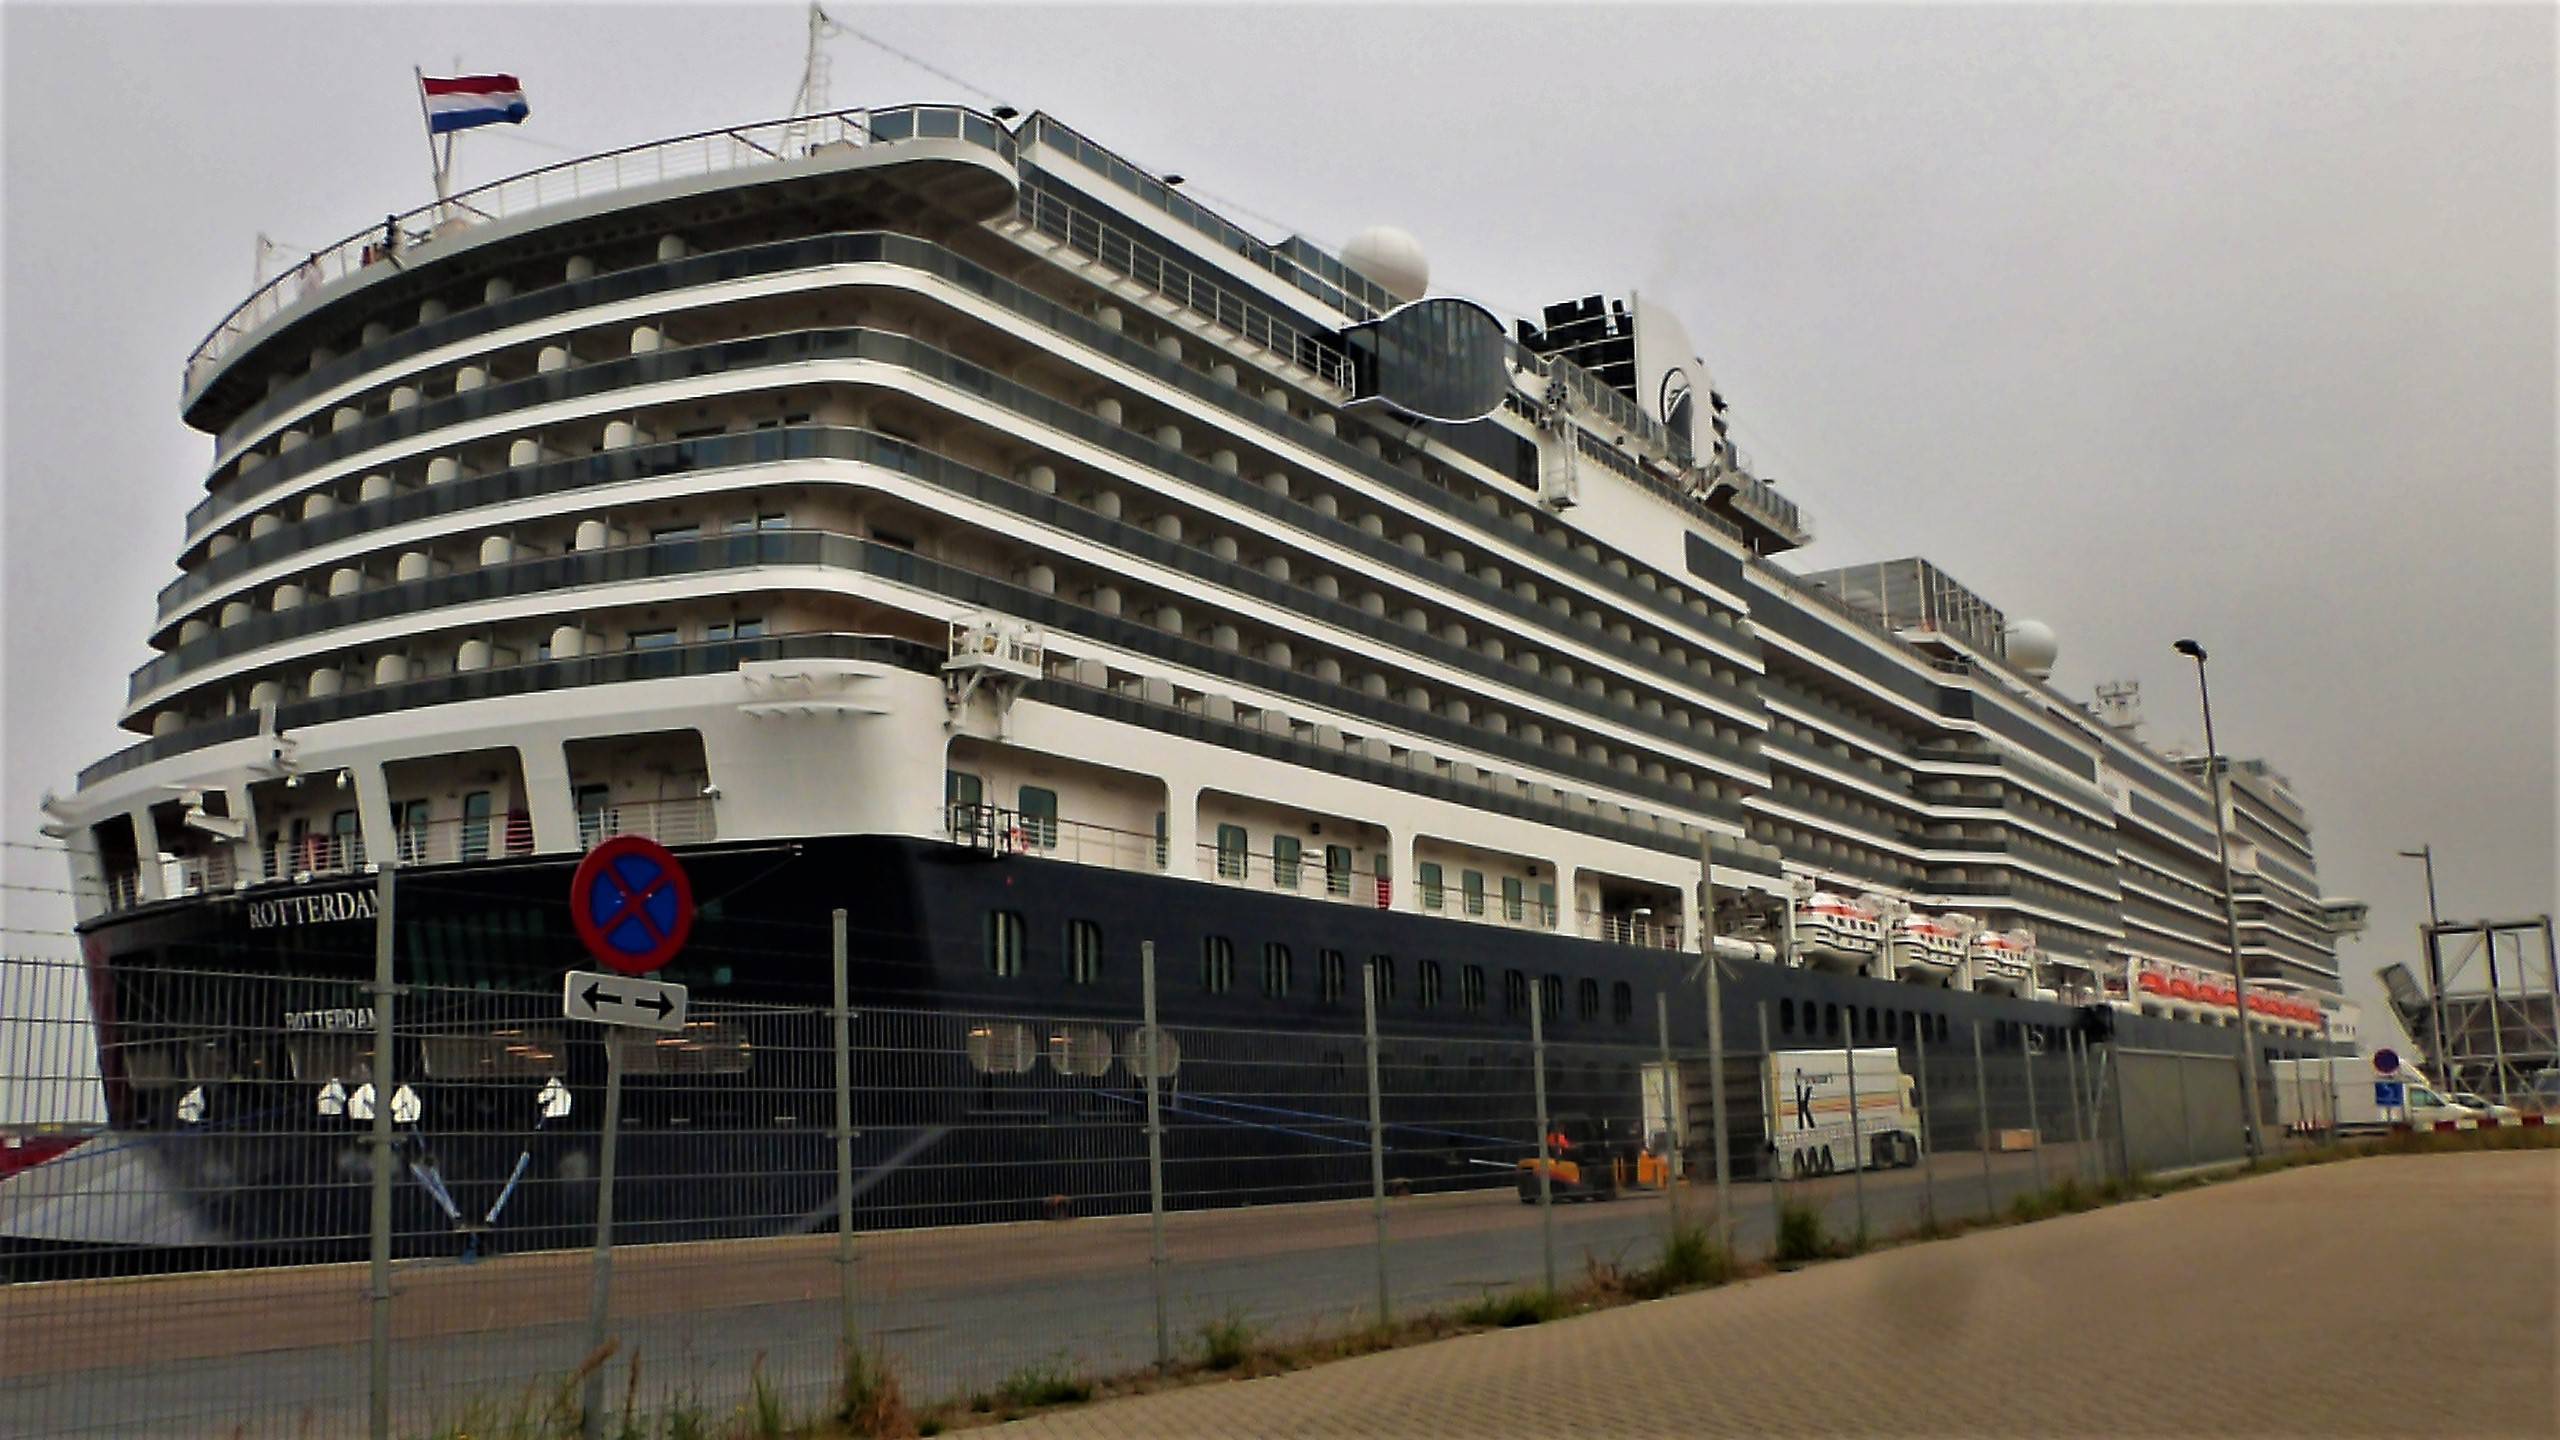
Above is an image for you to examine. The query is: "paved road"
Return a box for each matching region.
[1001,1150,2560,1439]
[0,1141,2105,1436]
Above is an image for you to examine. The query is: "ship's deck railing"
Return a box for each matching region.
[264,833,369,885]
[575,796,718,852]
[390,812,537,867]
[184,104,1012,397]
[1009,184,1357,391]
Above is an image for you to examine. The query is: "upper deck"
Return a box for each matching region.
[180,105,1020,431]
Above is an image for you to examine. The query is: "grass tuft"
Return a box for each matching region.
[838,1344,918,1439]
[994,1359,1094,1411]
[1456,1287,1565,1328]
[1196,1312,1256,1372]
[1775,1201,1830,1263]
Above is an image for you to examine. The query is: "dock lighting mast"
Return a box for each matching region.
[2174,638,2265,1159]
[2398,845,2451,1069]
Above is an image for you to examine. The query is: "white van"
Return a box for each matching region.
[2272,1055,2482,1133]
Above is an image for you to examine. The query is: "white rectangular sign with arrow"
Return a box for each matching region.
[562,969,690,1032]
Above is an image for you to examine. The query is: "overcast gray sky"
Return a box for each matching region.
[4,3,2552,1050]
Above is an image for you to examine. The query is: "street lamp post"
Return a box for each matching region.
[2397,846,2450,1078]
[2174,639,2265,1160]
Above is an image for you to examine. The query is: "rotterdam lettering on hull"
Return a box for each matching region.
[246,886,379,930]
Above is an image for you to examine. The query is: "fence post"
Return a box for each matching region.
[1914,1023,1937,1229]
[831,909,857,1359]
[1531,981,1556,1295]
[2320,1014,2340,1145]
[1141,940,1169,1369]
[1362,959,1390,1329]
[2020,1027,2045,1193]
[1656,992,1681,1233]
[2176,1049,2198,1168]
[1701,865,1733,1258]
[2107,1042,2134,1183]
[367,864,397,1440]
[1972,1021,1996,1215]
[580,1026,625,1440]
[1757,1002,1783,1254]
[2065,1032,2089,1184]
[1843,1033,1867,1243]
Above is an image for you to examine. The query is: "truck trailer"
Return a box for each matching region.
[1763,1048,1923,1178]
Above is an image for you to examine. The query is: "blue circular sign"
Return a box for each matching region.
[569,835,695,974]
[2372,1047,2400,1075]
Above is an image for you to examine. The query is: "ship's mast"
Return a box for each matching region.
[789,2,841,117]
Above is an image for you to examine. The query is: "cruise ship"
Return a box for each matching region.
[19,101,2367,1263]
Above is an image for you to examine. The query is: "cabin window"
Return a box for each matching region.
[1537,882,1558,928]
[1419,862,1445,910]
[628,627,678,650]
[1825,1003,1841,1039]
[1215,823,1249,879]
[1017,786,1059,849]
[1324,844,1353,897]
[1461,869,1486,916]
[1578,978,1600,1021]
[1370,954,1396,1005]
[1272,835,1303,888]
[1612,982,1633,1025]
[1780,998,1796,1034]
[1504,969,1528,1018]
[1320,949,1347,1005]
[393,798,431,863]
[1865,1007,1879,1039]
[1419,960,1443,1008]
[705,617,765,641]
[946,771,983,835]
[1153,811,1169,869]
[1064,919,1102,984]
[459,790,493,862]
[1502,876,1525,923]
[1541,974,1565,1021]
[1462,965,1487,1012]
[1202,935,1235,993]
[1262,943,1292,998]
[985,910,1024,977]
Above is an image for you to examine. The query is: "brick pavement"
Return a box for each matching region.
[998,1151,2559,1437]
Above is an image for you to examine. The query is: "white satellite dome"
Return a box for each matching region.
[1341,225,1429,304]
[2005,618,2060,679]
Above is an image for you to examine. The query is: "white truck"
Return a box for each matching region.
[2270,1053,2481,1134]
[1764,1047,1923,1177]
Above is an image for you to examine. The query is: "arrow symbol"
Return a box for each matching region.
[637,990,674,1019]
[582,981,622,1008]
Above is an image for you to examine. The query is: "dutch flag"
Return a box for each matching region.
[419,73,531,134]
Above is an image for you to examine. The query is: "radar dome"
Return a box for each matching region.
[1342,225,1429,304]
[2005,619,2059,679]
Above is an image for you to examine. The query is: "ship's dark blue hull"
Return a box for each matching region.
[3,836,2334,1278]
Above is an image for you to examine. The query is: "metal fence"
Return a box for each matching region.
[0,941,2330,1439]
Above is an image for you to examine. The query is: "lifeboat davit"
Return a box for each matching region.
[1889,913,1969,985]
[1967,927,2039,997]
[1793,891,1884,974]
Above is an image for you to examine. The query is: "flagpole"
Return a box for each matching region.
[412,67,449,205]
